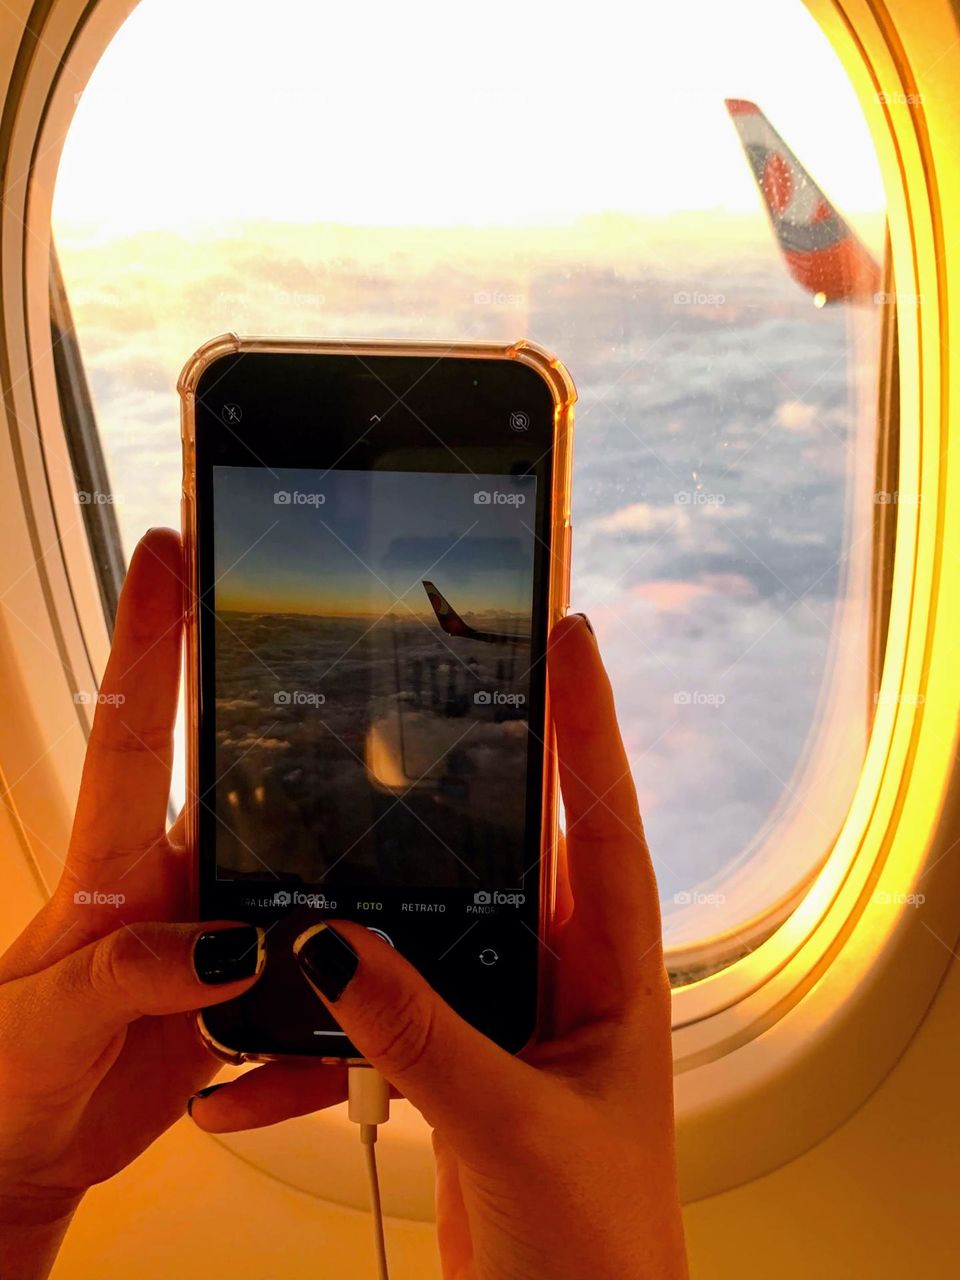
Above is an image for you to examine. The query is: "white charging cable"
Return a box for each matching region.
[348,1066,392,1280]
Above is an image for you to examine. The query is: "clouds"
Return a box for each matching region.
[55,216,879,949]
[590,502,686,537]
[776,399,819,431]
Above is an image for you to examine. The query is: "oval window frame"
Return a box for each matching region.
[0,0,957,1217]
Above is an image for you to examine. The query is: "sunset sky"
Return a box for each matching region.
[214,466,537,618]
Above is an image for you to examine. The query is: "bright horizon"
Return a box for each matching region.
[215,604,522,620]
[53,0,886,239]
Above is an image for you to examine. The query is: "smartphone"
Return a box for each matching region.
[179,336,575,1061]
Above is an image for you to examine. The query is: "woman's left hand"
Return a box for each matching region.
[0,529,344,1279]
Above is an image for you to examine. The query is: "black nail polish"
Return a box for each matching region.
[294,923,359,1002]
[193,926,263,984]
[186,1083,226,1116]
[575,611,595,637]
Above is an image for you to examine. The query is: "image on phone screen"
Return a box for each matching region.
[211,465,537,894]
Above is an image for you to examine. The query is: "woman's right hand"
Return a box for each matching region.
[193,613,688,1280]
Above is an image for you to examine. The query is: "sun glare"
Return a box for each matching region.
[53,0,885,237]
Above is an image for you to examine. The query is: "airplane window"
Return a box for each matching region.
[51,0,887,980]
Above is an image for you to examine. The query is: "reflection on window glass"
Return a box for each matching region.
[52,0,886,969]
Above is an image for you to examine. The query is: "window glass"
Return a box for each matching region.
[52,0,886,967]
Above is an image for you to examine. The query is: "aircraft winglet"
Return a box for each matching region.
[725,98,881,303]
[422,581,529,647]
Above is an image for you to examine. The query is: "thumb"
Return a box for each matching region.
[294,921,534,1159]
[2,923,264,1076]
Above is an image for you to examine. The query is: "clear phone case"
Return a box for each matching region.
[178,335,576,1063]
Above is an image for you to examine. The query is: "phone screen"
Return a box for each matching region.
[189,350,564,1056]
[213,465,537,889]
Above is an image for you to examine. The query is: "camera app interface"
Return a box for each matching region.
[211,465,539,903]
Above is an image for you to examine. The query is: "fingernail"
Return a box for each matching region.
[193,926,264,984]
[574,611,595,638]
[294,923,359,1003]
[186,1083,226,1116]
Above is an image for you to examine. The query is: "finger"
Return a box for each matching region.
[547,614,662,989]
[68,529,183,871]
[293,921,537,1165]
[188,1062,349,1132]
[433,1131,474,1280]
[0,922,264,1090]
